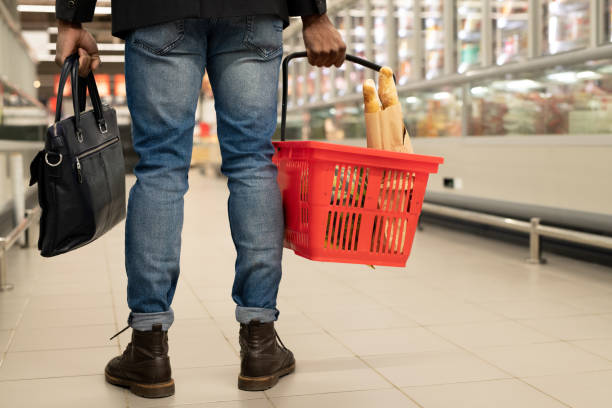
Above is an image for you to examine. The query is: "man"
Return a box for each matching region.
[55,0,346,399]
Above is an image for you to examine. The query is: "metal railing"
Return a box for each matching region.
[0,207,40,291]
[0,150,41,291]
[421,202,612,264]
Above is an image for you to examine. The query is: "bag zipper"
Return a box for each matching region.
[75,136,119,183]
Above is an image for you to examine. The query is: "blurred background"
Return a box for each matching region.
[2,0,612,235]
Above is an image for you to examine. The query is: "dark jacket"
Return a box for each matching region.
[56,0,326,39]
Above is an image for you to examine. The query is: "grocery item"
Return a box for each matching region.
[363,67,414,153]
[378,67,400,109]
[363,79,381,113]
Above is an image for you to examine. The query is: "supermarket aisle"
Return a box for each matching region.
[1,172,612,408]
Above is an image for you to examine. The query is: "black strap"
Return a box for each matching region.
[54,54,77,123]
[55,53,107,140]
[280,52,392,141]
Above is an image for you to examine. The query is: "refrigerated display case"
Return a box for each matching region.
[494,0,529,64]
[401,89,463,137]
[322,67,333,101]
[372,0,388,66]
[423,0,445,78]
[609,0,612,42]
[348,6,367,93]
[396,0,415,84]
[457,0,482,73]
[544,0,590,55]
[333,14,349,96]
[469,59,612,135]
[281,0,612,140]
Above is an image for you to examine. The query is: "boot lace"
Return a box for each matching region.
[109,324,130,341]
[275,329,288,351]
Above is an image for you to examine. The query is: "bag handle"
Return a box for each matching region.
[54,54,107,142]
[280,52,393,142]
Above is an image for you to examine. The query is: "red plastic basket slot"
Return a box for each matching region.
[272,141,444,267]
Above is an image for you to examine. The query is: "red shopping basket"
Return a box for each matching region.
[273,52,444,267]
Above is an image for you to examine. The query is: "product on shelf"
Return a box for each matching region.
[503,97,539,134]
[546,0,589,54]
[457,0,482,73]
[495,0,529,65]
[423,0,444,78]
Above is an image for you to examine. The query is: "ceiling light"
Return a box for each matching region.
[17,5,111,14]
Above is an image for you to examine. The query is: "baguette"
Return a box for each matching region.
[363,79,381,113]
[378,66,399,109]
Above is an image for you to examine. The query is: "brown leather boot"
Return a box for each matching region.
[105,323,175,398]
[238,321,295,391]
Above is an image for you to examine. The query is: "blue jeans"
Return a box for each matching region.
[123,16,285,331]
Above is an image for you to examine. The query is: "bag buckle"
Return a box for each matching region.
[76,128,84,143]
[44,152,63,167]
[98,120,108,134]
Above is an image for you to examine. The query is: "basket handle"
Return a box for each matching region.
[280,52,392,142]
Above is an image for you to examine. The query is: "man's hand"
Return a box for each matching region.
[302,14,346,67]
[56,19,100,76]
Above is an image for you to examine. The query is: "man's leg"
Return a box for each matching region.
[124,20,206,331]
[206,15,294,392]
[104,20,206,399]
[206,15,285,324]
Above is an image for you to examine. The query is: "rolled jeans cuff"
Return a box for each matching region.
[127,307,174,331]
[235,306,279,324]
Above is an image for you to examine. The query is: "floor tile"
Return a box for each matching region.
[264,357,391,398]
[0,375,127,408]
[169,327,238,369]
[0,297,28,314]
[428,320,556,349]
[289,292,384,315]
[521,315,612,340]
[26,293,113,310]
[332,327,458,356]
[477,299,585,319]
[562,295,612,313]
[18,307,115,329]
[570,339,612,361]
[366,350,510,387]
[0,310,22,330]
[0,329,13,353]
[282,332,353,360]
[127,365,262,407]
[305,307,418,332]
[404,379,567,408]
[157,401,273,408]
[524,370,612,408]
[392,298,504,326]
[29,282,111,296]
[0,346,118,380]
[274,312,323,335]
[10,324,118,351]
[271,388,419,408]
[473,342,612,377]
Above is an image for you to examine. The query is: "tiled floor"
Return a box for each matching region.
[1,172,612,407]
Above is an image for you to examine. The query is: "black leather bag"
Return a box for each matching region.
[29,54,126,257]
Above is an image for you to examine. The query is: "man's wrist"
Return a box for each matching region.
[301,14,326,27]
[57,19,82,29]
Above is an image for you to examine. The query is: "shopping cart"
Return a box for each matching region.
[272,52,444,267]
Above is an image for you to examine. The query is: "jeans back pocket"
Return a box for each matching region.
[243,15,283,60]
[131,20,185,55]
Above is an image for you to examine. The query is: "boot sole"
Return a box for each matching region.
[238,363,296,391]
[105,370,175,398]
